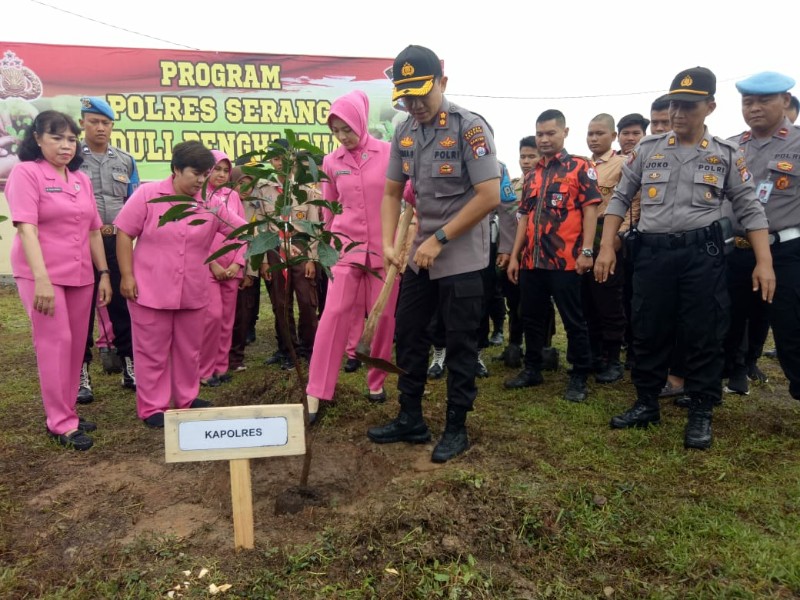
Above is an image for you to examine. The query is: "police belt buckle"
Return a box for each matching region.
[734,236,752,250]
[667,232,685,248]
[100,224,117,237]
[769,226,800,245]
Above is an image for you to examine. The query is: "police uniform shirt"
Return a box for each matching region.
[387,97,500,279]
[79,142,138,224]
[727,117,800,233]
[606,128,768,234]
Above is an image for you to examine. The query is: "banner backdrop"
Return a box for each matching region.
[0,42,404,185]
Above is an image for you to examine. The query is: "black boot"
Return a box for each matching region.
[541,347,560,371]
[595,343,623,384]
[431,405,469,463]
[610,397,660,429]
[684,398,713,450]
[367,404,431,444]
[504,368,544,389]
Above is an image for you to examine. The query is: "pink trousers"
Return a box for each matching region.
[199,277,240,379]
[128,301,204,419]
[16,279,93,435]
[307,263,398,401]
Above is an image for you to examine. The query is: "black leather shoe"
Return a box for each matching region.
[504,368,544,389]
[431,427,469,463]
[264,350,285,366]
[724,369,750,395]
[746,362,769,384]
[564,374,588,403]
[77,417,97,433]
[344,358,362,373]
[475,354,489,378]
[673,395,691,408]
[190,398,213,408]
[684,409,713,449]
[48,429,93,451]
[595,360,624,384]
[280,356,295,371]
[143,412,165,428]
[542,347,560,372]
[367,411,431,444]
[217,372,233,383]
[488,330,504,346]
[609,402,661,429]
[763,347,778,359]
[200,375,221,387]
[365,390,387,403]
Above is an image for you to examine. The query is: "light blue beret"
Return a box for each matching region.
[735,72,796,95]
[79,96,116,120]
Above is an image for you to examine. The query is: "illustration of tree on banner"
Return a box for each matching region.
[152,130,367,498]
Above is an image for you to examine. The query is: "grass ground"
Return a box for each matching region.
[0,283,799,599]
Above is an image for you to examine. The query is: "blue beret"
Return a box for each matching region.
[80,96,116,120]
[735,72,796,95]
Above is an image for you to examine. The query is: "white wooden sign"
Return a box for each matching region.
[164,404,306,550]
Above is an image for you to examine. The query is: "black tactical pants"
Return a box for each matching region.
[769,237,800,399]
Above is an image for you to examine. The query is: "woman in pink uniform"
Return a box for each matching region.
[115,141,247,428]
[199,151,246,387]
[306,90,398,421]
[6,111,111,451]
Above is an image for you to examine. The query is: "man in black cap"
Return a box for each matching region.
[368,45,500,463]
[77,96,140,403]
[594,67,775,450]
[617,113,650,156]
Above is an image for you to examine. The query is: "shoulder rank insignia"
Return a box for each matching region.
[400,136,414,148]
[741,131,752,143]
[706,155,721,164]
[439,136,456,148]
[777,128,789,139]
[439,163,454,175]
[777,161,793,172]
[700,139,709,149]
[438,112,448,127]
[667,136,676,146]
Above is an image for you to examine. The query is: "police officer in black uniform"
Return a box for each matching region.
[368,45,500,463]
[77,97,139,403]
[594,67,775,450]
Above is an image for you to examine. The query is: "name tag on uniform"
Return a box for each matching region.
[335,170,351,175]
[45,186,62,192]
[756,180,773,204]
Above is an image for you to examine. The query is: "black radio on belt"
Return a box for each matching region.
[710,217,734,256]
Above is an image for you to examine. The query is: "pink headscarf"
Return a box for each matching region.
[327,90,372,152]
[209,149,232,192]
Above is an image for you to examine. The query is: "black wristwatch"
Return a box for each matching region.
[435,228,449,245]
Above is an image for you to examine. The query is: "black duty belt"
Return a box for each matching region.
[639,227,712,249]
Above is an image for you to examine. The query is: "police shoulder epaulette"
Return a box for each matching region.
[713,136,741,152]
[638,132,668,145]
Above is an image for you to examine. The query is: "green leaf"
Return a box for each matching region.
[225,221,260,240]
[205,243,243,264]
[316,241,340,268]
[187,219,207,226]
[247,231,280,256]
[147,195,196,204]
[157,203,197,226]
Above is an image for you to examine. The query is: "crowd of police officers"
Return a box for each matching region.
[67,49,800,461]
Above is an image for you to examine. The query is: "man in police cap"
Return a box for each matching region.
[617,113,650,156]
[728,71,800,403]
[77,96,140,402]
[594,67,775,450]
[369,45,500,463]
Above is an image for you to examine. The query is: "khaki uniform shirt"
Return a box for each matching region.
[726,117,800,233]
[606,128,768,234]
[593,149,625,215]
[250,179,321,258]
[386,97,500,279]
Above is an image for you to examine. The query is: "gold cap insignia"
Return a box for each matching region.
[439,136,456,148]
[401,62,415,77]
[681,75,693,87]
[400,136,414,148]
